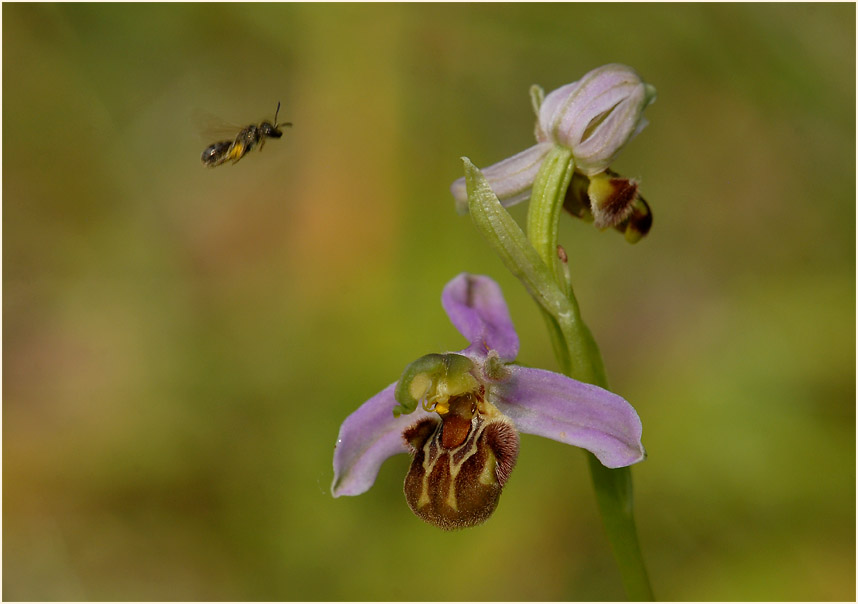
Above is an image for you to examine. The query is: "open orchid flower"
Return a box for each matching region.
[450,64,656,240]
[332,273,644,530]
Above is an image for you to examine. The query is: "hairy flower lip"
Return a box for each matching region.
[331,273,645,499]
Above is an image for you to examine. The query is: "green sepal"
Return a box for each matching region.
[393,353,476,417]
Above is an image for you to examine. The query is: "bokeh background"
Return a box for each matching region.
[4,3,855,601]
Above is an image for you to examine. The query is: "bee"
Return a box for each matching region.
[201,102,291,167]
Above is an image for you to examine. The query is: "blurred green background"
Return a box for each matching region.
[4,3,855,601]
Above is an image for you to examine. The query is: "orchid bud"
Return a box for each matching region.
[538,64,656,176]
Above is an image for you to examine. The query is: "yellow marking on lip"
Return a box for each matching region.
[417,485,430,508]
[445,482,458,511]
[478,451,497,485]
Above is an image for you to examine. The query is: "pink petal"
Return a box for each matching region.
[442,273,519,361]
[332,383,432,497]
[496,366,645,468]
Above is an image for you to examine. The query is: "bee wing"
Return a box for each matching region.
[192,108,242,141]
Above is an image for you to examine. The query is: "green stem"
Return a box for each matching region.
[463,156,653,598]
[587,457,653,601]
[526,146,607,387]
[526,148,654,601]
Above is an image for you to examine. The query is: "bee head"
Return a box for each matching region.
[262,102,291,138]
[260,122,284,139]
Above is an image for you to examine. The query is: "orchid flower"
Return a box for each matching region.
[332,273,644,531]
[450,64,656,241]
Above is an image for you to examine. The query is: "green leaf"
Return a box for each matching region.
[462,157,569,320]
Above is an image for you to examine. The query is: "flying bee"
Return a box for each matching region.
[201,102,291,167]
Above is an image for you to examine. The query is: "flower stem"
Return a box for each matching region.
[587,457,653,601]
[526,147,607,387]
[463,156,653,598]
[527,148,654,601]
